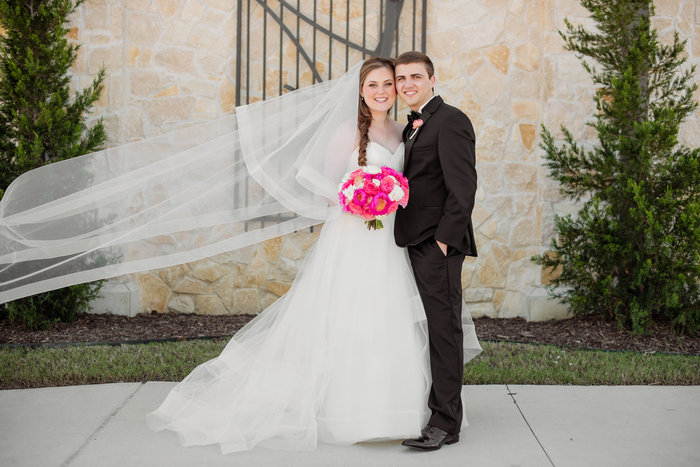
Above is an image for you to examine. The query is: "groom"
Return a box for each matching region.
[393,51,477,451]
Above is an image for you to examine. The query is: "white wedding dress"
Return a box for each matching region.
[147,141,477,453]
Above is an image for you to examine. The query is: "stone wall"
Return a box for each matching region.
[67,0,700,319]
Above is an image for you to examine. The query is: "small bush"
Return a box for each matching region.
[7,283,103,330]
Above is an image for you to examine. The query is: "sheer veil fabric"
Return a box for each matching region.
[0,65,361,304]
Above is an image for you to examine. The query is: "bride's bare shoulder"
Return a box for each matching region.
[390,119,404,138]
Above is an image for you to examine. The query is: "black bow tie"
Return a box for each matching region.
[407,110,422,125]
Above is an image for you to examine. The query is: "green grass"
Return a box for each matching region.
[0,339,229,389]
[465,341,700,385]
[0,339,698,389]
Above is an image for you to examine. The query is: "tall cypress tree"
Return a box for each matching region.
[0,0,106,329]
[533,0,699,335]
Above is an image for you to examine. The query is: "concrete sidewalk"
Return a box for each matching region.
[0,384,698,467]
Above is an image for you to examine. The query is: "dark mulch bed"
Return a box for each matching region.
[1,312,698,355]
[0,313,253,347]
[474,314,699,355]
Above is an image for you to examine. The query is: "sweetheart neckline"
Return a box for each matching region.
[366,141,403,156]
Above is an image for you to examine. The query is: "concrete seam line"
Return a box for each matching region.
[506,383,556,467]
[61,382,145,467]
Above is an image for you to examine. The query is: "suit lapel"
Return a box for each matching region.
[403,96,443,172]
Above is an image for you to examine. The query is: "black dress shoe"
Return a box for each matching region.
[401,425,459,451]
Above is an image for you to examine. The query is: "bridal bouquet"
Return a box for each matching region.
[337,165,409,230]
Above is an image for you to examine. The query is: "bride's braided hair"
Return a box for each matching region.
[357,57,395,166]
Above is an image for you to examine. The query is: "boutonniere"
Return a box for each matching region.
[409,119,423,140]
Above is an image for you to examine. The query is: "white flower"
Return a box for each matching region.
[372,179,381,187]
[342,185,356,201]
[338,174,350,190]
[388,186,404,202]
[362,165,381,175]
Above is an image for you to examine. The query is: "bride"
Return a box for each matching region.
[147,57,480,452]
[0,57,480,453]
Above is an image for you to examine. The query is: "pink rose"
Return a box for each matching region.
[364,178,380,195]
[380,177,395,193]
[349,202,364,215]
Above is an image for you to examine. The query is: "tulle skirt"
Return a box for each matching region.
[147,210,436,452]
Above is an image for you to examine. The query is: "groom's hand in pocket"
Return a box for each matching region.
[436,240,448,256]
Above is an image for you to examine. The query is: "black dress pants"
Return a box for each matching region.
[407,238,465,435]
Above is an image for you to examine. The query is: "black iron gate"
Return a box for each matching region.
[235,0,427,105]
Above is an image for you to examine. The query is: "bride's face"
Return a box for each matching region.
[360,67,396,115]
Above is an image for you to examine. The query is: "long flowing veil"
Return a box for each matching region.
[0,64,361,304]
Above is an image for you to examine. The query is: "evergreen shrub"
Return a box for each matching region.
[0,0,107,329]
[533,0,699,335]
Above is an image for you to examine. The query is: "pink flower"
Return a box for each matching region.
[380,177,395,193]
[409,119,424,140]
[400,178,409,190]
[353,189,368,206]
[349,202,364,215]
[370,192,391,216]
[364,178,380,195]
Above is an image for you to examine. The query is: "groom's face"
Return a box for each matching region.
[395,62,435,111]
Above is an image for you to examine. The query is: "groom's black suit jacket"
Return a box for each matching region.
[394,96,478,257]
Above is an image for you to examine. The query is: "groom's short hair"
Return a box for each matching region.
[395,51,434,78]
